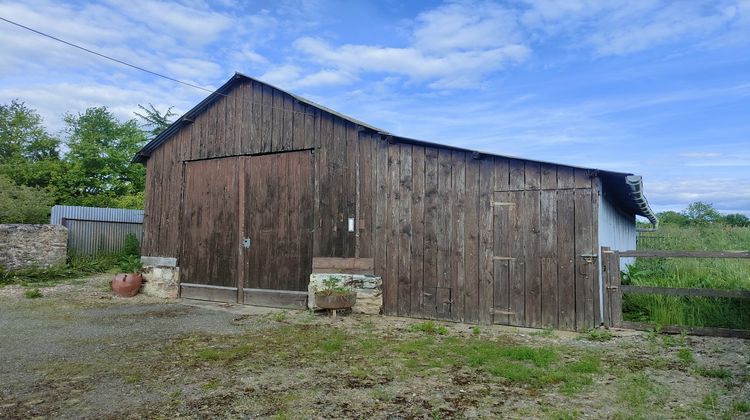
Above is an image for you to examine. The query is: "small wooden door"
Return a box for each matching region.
[179,157,242,302]
[243,150,315,292]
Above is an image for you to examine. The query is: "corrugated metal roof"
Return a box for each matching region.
[50,205,144,224]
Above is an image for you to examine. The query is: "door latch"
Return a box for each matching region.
[242,238,252,249]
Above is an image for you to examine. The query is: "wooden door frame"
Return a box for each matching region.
[178,149,315,306]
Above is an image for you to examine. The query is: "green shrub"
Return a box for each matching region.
[121,233,140,257]
[0,174,53,223]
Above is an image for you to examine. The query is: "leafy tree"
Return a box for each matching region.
[58,107,146,207]
[723,213,750,227]
[657,211,689,226]
[0,100,63,190]
[683,201,722,225]
[112,191,145,210]
[134,103,176,138]
[0,174,53,223]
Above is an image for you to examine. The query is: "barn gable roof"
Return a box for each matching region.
[133,73,658,227]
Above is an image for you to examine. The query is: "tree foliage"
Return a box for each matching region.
[0,175,54,223]
[56,107,147,207]
[657,202,749,227]
[0,99,176,213]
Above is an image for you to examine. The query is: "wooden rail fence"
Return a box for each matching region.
[601,247,750,339]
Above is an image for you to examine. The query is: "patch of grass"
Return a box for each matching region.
[734,401,750,413]
[579,328,615,342]
[24,288,42,298]
[273,311,288,322]
[702,391,718,411]
[616,372,669,413]
[409,320,449,335]
[319,330,346,353]
[694,366,732,379]
[677,348,694,365]
[124,373,142,384]
[195,344,254,362]
[471,326,481,335]
[201,378,221,390]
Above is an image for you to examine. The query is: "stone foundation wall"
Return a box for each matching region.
[308,273,382,315]
[0,224,67,271]
[140,256,179,298]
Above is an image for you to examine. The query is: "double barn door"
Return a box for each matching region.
[179,150,314,307]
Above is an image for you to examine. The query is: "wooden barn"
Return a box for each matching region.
[134,73,658,331]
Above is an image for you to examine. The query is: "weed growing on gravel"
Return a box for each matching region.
[734,401,750,412]
[196,344,254,362]
[273,311,288,322]
[201,379,221,390]
[616,372,669,416]
[579,328,614,342]
[409,320,448,335]
[694,366,731,379]
[24,288,42,298]
[532,326,556,337]
[677,348,694,365]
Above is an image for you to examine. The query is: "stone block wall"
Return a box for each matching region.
[308,273,383,315]
[0,224,68,271]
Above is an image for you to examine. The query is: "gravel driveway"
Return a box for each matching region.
[1,275,749,419]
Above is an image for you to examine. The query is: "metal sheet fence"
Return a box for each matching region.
[50,206,144,256]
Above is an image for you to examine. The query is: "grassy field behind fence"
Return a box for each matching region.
[624,224,750,329]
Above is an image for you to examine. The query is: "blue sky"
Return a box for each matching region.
[1,0,749,215]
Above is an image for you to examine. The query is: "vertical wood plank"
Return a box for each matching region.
[344,124,357,257]
[463,159,480,323]
[541,164,557,190]
[451,151,466,321]
[575,169,591,189]
[410,145,425,317]
[540,189,558,328]
[283,95,294,150]
[558,166,575,189]
[271,90,283,152]
[385,142,400,315]
[508,190,525,326]
[524,162,541,190]
[492,191,511,325]
[358,132,374,258]
[422,147,439,318]
[575,188,595,329]
[509,159,525,190]
[261,84,272,153]
[524,189,542,328]
[610,251,623,327]
[557,188,576,330]
[436,149,453,318]
[397,144,412,316]
[373,136,388,280]
[317,114,333,256]
[478,157,494,324]
[251,82,263,153]
[494,157,509,191]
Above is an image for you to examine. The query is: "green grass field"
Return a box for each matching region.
[624,224,750,329]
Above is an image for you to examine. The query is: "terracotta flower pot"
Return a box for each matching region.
[315,292,357,310]
[112,273,142,297]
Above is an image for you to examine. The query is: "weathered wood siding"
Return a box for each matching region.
[142,78,602,330]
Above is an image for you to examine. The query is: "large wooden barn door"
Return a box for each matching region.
[241,150,314,306]
[179,157,242,302]
[492,189,597,330]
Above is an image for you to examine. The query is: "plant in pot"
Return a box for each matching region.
[315,277,357,313]
[112,255,143,297]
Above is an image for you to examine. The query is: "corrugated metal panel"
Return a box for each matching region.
[50,205,144,224]
[598,191,636,269]
[50,206,144,255]
[65,219,143,255]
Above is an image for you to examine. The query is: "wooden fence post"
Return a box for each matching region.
[609,250,623,328]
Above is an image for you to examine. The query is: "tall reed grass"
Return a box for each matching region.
[624,224,750,329]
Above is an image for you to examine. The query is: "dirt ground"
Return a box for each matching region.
[1,275,749,419]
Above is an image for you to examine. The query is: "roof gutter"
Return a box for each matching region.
[626,175,659,232]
